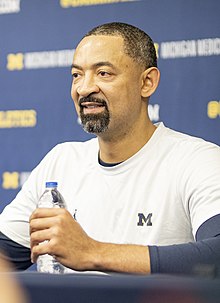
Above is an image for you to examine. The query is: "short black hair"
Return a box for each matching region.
[84,22,157,69]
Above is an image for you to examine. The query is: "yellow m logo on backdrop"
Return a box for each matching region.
[207,101,220,119]
[2,172,19,189]
[7,53,24,71]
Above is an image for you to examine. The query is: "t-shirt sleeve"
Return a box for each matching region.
[177,141,220,237]
[0,144,62,248]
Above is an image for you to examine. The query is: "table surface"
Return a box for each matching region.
[7,272,220,303]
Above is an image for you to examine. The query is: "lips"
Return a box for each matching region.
[80,101,106,115]
[79,96,107,114]
[80,102,104,109]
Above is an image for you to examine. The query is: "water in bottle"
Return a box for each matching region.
[36,181,66,274]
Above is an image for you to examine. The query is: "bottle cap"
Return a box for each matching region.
[45,181,58,188]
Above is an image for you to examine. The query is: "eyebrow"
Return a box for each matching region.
[71,61,115,71]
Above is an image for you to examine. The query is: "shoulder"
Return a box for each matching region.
[157,123,220,163]
[153,123,220,191]
[28,137,99,181]
[42,138,99,162]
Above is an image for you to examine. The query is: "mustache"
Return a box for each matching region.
[79,96,107,107]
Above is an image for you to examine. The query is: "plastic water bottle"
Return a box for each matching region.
[36,181,66,274]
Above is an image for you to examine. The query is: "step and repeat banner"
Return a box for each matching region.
[0,0,219,211]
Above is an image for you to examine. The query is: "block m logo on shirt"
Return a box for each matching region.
[137,213,153,226]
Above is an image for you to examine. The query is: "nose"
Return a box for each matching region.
[76,73,99,97]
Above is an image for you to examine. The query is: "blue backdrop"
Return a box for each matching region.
[0,0,219,212]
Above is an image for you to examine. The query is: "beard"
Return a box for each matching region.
[79,96,110,134]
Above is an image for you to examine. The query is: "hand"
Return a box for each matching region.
[29,208,98,271]
[0,254,28,303]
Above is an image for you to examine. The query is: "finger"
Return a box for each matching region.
[30,207,67,221]
[31,237,61,263]
[29,217,57,234]
[30,229,51,249]
[31,241,51,263]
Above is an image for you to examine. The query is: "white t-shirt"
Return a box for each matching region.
[0,123,220,249]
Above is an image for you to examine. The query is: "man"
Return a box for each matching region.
[0,22,220,275]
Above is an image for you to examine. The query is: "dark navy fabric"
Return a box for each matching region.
[0,231,32,270]
[149,215,220,275]
[196,214,220,240]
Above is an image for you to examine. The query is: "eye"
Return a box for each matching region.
[99,71,111,77]
[72,72,79,79]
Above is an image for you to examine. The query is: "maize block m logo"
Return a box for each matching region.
[7,53,24,71]
[137,213,153,226]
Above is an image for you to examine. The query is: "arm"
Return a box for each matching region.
[150,237,220,275]
[30,208,150,274]
[83,241,150,274]
[30,209,220,275]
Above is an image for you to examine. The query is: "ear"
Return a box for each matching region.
[141,67,160,98]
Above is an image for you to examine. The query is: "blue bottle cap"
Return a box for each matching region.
[45,181,58,188]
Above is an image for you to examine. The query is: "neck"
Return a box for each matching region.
[98,120,156,163]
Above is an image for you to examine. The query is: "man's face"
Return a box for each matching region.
[71,35,145,138]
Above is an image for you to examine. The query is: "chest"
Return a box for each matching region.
[62,168,192,245]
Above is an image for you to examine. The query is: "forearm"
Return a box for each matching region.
[90,241,151,274]
[149,237,220,275]
[85,213,220,276]
[90,237,220,276]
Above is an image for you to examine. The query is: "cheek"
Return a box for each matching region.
[70,82,76,99]
[70,85,80,111]
[110,85,140,114]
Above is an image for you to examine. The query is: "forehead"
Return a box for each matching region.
[73,35,129,67]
